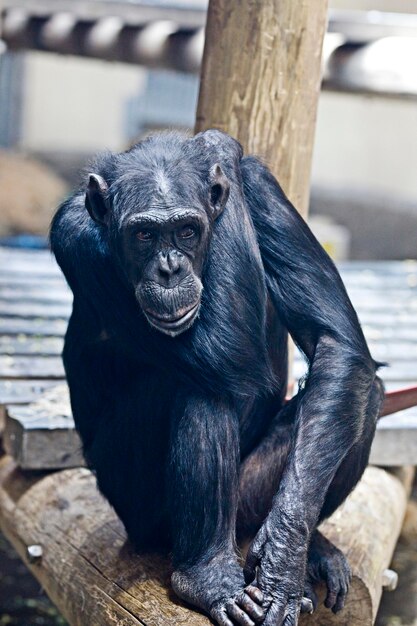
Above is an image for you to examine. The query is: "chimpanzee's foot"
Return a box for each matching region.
[172,554,264,626]
[304,530,352,614]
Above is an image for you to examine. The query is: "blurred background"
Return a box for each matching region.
[0,1,416,625]
[0,0,416,260]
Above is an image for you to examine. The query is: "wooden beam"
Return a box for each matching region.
[0,457,411,626]
[4,384,83,470]
[196,0,328,216]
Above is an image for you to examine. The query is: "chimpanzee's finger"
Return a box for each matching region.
[226,599,255,626]
[211,606,235,626]
[333,583,348,614]
[245,585,264,605]
[324,584,338,611]
[303,579,318,612]
[236,591,265,623]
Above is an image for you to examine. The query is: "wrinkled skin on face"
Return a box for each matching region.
[85,163,229,337]
[125,209,207,336]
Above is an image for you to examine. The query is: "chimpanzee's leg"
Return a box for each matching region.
[237,397,296,539]
[238,377,383,613]
[169,393,265,626]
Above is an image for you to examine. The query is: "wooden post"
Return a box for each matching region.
[196,0,328,217]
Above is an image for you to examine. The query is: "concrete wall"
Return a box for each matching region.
[21,53,145,152]
[330,0,416,12]
[312,93,417,203]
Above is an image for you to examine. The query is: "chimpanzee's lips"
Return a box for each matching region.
[144,302,200,335]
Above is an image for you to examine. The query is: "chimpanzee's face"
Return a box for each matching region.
[85,163,229,337]
[120,205,209,336]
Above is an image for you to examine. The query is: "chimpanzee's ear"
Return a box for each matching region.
[209,164,230,219]
[85,173,110,225]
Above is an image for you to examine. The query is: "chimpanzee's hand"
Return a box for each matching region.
[243,513,309,626]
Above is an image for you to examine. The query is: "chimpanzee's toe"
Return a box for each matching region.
[172,557,264,626]
[306,530,351,614]
[303,577,318,612]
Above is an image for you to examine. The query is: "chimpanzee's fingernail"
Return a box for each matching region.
[301,597,314,614]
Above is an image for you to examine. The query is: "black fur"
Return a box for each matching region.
[50,129,383,626]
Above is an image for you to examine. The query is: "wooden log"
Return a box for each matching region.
[196,0,328,216]
[0,457,411,626]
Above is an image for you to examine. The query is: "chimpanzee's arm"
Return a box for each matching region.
[241,157,380,625]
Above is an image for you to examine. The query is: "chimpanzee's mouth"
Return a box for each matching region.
[144,302,200,336]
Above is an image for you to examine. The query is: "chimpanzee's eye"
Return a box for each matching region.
[179,225,196,239]
[137,230,154,242]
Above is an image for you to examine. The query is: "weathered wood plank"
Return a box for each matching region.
[0,275,66,288]
[3,385,80,469]
[0,355,65,379]
[0,265,61,278]
[4,379,417,470]
[0,247,52,261]
[4,385,83,469]
[363,327,417,342]
[0,379,61,406]
[339,260,417,274]
[342,274,417,289]
[0,302,70,319]
[0,288,71,303]
[0,335,63,356]
[370,412,417,465]
[356,312,417,327]
[0,458,410,626]
[0,317,67,336]
[0,250,61,276]
[367,342,417,362]
[293,358,417,383]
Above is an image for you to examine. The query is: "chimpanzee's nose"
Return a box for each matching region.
[158,250,182,277]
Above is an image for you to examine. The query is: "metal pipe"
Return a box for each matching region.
[1,5,417,98]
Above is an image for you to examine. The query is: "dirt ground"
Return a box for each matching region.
[0,481,416,626]
[0,532,67,626]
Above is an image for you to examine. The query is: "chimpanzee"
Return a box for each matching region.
[50,129,383,626]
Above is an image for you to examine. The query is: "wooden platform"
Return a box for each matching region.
[1,247,417,469]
